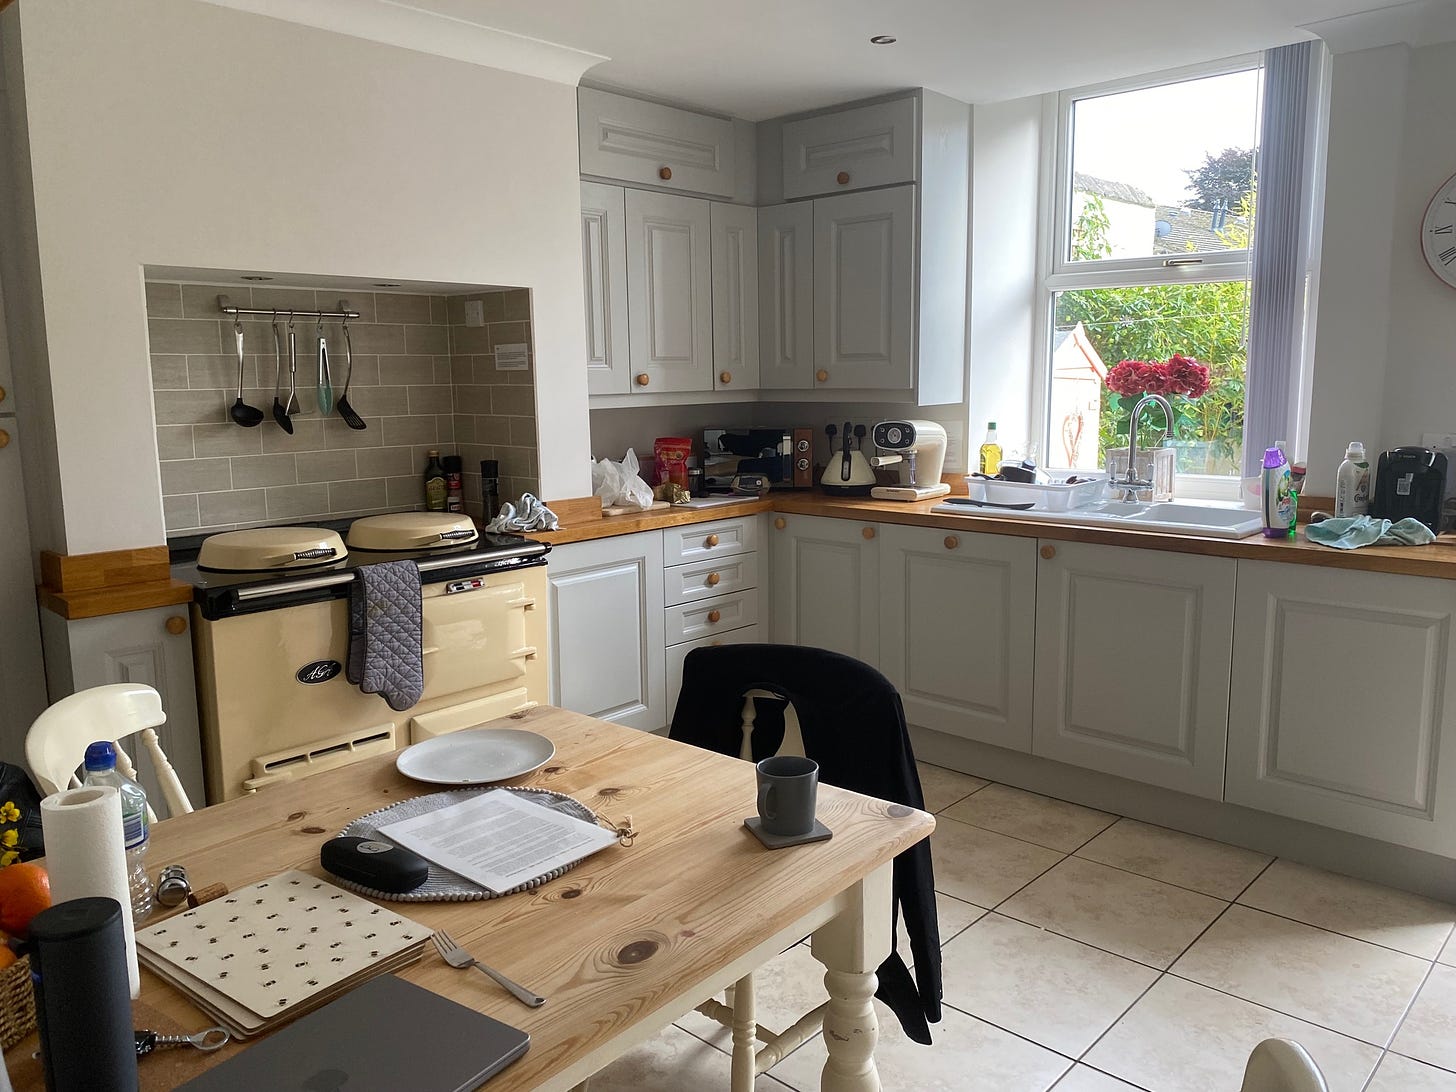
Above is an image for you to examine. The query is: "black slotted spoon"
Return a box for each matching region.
[335,318,366,430]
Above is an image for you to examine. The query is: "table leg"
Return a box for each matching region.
[809,863,893,1092]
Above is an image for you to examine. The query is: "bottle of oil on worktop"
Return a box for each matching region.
[1335,442,1371,518]
[1261,445,1293,538]
[423,450,446,511]
[978,422,1002,476]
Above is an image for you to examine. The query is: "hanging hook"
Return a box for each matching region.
[287,312,295,332]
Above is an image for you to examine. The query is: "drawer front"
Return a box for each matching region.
[666,589,759,645]
[666,624,762,722]
[664,552,759,605]
[782,97,917,200]
[579,87,736,198]
[663,516,759,566]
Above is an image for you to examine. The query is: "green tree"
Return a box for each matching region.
[1184,147,1255,212]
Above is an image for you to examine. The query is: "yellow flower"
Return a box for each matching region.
[0,802,19,823]
[0,851,18,867]
[0,831,16,848]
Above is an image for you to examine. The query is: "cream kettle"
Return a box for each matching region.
[820,421,876,496]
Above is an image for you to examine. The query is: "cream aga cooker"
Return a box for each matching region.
[175,512,549,803]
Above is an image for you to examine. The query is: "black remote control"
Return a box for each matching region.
[320,836,430,893]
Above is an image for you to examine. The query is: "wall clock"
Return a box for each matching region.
[1422,170,1456,289]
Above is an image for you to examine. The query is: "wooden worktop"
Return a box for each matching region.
[530,497,773,545]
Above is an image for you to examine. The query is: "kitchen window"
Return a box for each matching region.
[1036,45,1323,500]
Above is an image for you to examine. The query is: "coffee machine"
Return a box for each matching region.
[869,420,952,501]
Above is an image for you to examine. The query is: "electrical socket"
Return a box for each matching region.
[1421,433,1456,451]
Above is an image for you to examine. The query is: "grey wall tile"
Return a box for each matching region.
[340,293,376,323]
[264,483,330,519]
[454,386,492,416]
[323,417,385,449]
[489,321,530,350]
[163,493,200,530]
[404,324,450,355]
[261,418,324,453]
[297,450,358,483]
[433,359,454,385]
[146,282,183,318]
[381,356,435,386]
[162,457,231,495]
[445,296,468,325]
[341,354,379,387]
[232,453,298,488]
[181,283,237,318]
[156,389,228,425]
[345,323,406,355]
[346,386,409,417]
[430,296,448,325]
[408,385,453,415]
[503,289,531,322]
[194,422,264,458]
[382,415,438,447]
[149,318,225,355]
[329,478,389,513]
[509,417,537,447]
[156,425,195,461]
[474,415,511,444]
[482,292,507,323]
[151,355,189,390]
[199,488,266,527]
[357,446,414,478]
[250,286,319,313]
[450,324,490,355]
[492,386,536,418]
[375,293,433,325]
[387,475,425,508]
[453,415,475,443]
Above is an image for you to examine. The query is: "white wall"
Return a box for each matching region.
[4,0,595,554]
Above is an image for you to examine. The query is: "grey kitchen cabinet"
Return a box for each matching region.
[781,96,918,200]
[1226,561,1456,854]
[578,87,736,198]
[580,181,631,396]
[0,419,47,767]
[768,514,878,665]
[546,532,666,732]
[878,524,1037,752]
[757,201,815,390]
[1032,540,1236,799]
[625,189,714,393]
[709,202,759,392]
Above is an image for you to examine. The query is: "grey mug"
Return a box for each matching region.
[756,755,819,837]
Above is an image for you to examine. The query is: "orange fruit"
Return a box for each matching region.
[0,863,50,938]
[0,946,16,970]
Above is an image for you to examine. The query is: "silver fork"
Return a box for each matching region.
[431,930,546,1008]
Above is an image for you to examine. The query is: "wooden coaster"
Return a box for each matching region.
[743,817,833,849]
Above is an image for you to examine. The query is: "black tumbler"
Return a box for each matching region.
[29,897,138,1092]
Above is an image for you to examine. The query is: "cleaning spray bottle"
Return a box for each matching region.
[1261,445,1293,538]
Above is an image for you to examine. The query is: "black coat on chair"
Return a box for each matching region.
[669,643,943,1044]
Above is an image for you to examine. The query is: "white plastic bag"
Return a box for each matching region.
[592,448,654,510]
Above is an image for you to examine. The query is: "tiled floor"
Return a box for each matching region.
[586,763,1456,1092]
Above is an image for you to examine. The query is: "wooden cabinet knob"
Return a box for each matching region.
[1040,544,1056,560]
[774,517,787,530]
[0,385,7,404]
[705,534,720,548]
[815,369,829,383]
[707,609,721,624]
[658,166,673,181]
[0,429,9,450]
[635,373,650,387]
[165,615,188,635]
[719,371,732,385]
[944,535,960,550]
[706,571,721,587]
[861,526,876,540]
[836,171,851,185]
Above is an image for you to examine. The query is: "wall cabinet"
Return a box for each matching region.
[580,182,631,396]
[878,525,1037,752]
[624,190,714,393]
[709,202,759,391]
[1032,541,1236,800]
[1227,562,1456,854]
[781,97,918,200]
[757,201,815,390]
[546,532,665,732]
[578,87,736,198]
[768,514,878,663]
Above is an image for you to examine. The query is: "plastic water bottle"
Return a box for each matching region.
[82,741,154,919]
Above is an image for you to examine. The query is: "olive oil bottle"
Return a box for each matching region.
[977,422,1002,476]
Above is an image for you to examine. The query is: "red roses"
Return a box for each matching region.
[1106,354,1211,399]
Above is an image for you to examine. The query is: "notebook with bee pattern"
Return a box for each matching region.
[136,870,430,1037]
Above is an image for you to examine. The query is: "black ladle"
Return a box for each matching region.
[335,319,366,430]
[270,315,293,434]
[229,317,264,427]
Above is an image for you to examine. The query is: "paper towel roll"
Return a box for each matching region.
[39,786,139,998]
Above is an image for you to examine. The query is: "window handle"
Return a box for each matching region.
[1163,257,1204,267]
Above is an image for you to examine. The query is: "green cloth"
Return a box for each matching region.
[1304,515,1436,550]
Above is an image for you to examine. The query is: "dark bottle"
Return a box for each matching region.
[423,449,446,511]
[480,459,501,524]
[443,455,464,514]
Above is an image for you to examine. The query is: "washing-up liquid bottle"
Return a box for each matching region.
[82,741,154,919]
[1335,442,1371,518]
[978,422,1002,476]
[1261,446,1293,539]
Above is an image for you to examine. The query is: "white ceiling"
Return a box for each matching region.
[393,0,1425,118]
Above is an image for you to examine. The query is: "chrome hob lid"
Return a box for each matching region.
[196,526,348,573]
[346,512,479,552]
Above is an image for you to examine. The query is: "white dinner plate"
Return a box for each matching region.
[395,728,556,785]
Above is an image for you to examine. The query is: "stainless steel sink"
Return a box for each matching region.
[931,498,1265,539]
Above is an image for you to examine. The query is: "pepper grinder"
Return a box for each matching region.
[480,459,501,525]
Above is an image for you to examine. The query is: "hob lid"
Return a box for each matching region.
[346,512,479,552]
[197,527,347,573]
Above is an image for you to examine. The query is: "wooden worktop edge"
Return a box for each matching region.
[38,578,194,620]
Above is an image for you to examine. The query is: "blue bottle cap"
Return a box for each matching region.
[83,740,117,772]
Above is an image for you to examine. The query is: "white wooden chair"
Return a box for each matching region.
[1241,1039,1329,1092]
[25,683,193,819]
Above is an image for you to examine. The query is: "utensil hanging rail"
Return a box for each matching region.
[216,294,360,321]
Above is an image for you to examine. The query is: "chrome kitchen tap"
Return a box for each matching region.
[1114,393,1174,502]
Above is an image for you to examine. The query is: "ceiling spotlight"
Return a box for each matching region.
[373,282,402,288]
[870,35,896,45]
[240,275,273,281]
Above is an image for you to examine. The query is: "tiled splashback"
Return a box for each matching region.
[148,282,539,534]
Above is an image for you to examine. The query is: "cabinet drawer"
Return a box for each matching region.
[664,552,758,605]
[666,590,759,645]
[579,87,736,198]
[782,97,917,200]
[663,516,759,566]
[666,624,762,721]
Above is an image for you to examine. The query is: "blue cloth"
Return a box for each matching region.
[1304,515,1436,550]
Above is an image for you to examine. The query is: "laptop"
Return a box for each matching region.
[177,974,530,1092]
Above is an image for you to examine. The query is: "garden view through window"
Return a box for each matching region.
[1048,66,1261,482]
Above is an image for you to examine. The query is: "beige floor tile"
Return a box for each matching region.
[1076,818,1271,899]
[942,783,1117,852]
[1084,975,1382,1092]
[1369,1052,1456,1091]
[917,762,989,812]
[1392,964,1456,1071]
[931,815,1064,907]
[1443,932,1456,968]
[898,893,986,961]
[1172,905,1429,1045]
[586,1023,791,1091]
[1238,859,1456,959]
[676,944,828,1050]
[1052,1066,1145,1091]
[769,997,1071,1092]
[998,856,1226,968]
[939,913,1157,1056]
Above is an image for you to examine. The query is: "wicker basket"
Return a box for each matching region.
[0,954,35,1050]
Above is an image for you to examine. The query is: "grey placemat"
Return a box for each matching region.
[335,787,599,902]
